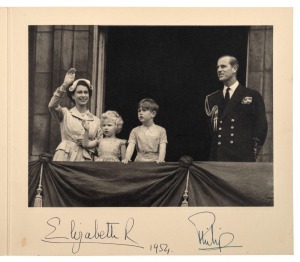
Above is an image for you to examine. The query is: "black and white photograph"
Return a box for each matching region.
[28,25,273,207]
[2,7,293,256]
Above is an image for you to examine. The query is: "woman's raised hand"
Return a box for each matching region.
[63,68,76,86]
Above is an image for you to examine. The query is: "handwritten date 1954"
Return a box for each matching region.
[150,243,171,254]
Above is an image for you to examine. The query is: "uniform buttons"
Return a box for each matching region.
[230,141,234,144]
[220,121,223,124]
[231,126,234,129]
[218,135,221,138]
[231,119,235,122]
[231,133,234,137]
[219,127,222,131]
[218,142,222,145]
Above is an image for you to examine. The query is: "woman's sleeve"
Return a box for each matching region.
[48,87,66,122]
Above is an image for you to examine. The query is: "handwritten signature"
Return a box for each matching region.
[41,216,144,254]
[188,211,242,252]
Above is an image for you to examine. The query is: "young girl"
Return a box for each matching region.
[82,111,126,162]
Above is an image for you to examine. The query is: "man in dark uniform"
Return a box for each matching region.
[205,55,268,162]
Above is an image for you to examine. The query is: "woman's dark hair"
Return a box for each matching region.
[67,80,93,102]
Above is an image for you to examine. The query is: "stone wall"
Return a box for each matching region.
[247,26,273,162]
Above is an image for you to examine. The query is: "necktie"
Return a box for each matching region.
[224,87,230,106]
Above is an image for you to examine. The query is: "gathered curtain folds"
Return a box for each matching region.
[28,160,273,207]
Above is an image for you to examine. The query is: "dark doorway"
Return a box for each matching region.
[104,26,249,161]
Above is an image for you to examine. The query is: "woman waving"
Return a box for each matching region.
[48,68,102,161]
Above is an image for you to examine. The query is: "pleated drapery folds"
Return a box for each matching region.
[28,157,273,207]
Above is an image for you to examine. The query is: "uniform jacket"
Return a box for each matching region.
[205,84,268,162]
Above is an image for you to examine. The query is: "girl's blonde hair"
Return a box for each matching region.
[100,110,124,134]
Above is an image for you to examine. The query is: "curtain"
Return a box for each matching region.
[28,158,273,207]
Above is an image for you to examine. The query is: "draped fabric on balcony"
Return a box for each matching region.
[28,158,273,207]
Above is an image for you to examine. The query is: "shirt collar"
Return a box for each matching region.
[141,123,156,132]
[70,107,93,120]
[223,81,239,96]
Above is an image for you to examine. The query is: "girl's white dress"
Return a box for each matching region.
[96,138,127,162]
